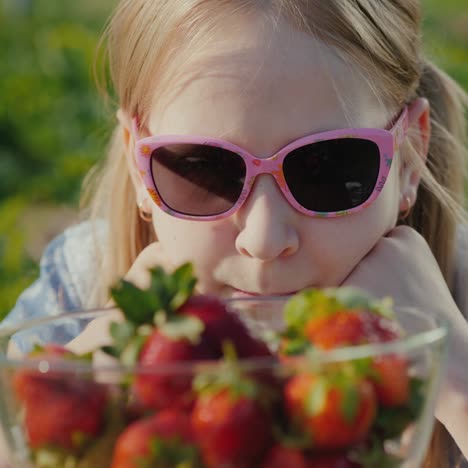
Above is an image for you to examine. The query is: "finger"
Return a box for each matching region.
[125,242,174,288]
[136,242,175,272]
[383,225,423,241]
[66,308,122,355]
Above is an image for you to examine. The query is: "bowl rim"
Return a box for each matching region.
[0,297,450,373]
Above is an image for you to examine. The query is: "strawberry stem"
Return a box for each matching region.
[110,263,197,326]
[193,341,259,401]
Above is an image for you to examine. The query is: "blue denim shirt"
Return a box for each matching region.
[0,221,105,352]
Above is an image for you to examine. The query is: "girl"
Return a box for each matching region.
[2,0,468,466]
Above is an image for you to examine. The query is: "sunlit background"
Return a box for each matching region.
[0,0,467,318]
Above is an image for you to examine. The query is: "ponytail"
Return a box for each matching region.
[410,60,468,468]
[406,60,467,286]
[81,122,156,306]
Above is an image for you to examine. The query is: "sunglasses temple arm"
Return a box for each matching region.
[392,106,410,150]
[131,116,140,139]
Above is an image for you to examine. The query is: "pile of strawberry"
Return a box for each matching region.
[11,265,424,468]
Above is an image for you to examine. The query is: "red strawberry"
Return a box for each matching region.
[13,344,70,401]
[33,343,68,356]
[307,453,360,468]
[109,265,273,412]
[284,372,376,450]
[260,445,309,468]
[192,388,272,467]
[180,295,279,392]
[371,354,409,406]
[111,409,200,468]
[133,329,215,410]
[260,446,359,468]
[179,295,273,359]
[305,310,400,350]
[280,288,402,358]
[191,346,274,468]
[13,346,108,452]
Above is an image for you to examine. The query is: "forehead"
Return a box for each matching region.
[148,14,388,154]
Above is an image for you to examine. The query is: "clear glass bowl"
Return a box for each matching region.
[0,297,449,468]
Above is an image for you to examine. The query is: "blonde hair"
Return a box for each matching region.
[83,1,467,465]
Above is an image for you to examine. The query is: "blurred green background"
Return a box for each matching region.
[0,0,467,320]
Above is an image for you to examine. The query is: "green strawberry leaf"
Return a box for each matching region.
[259,329,281,352]
[326,359,375,383]
[71,431,91,451]
[159,316,204,345]
[231,376,259,400]
[284,289,335,332]
[76,404,127,467]
[111,320,137,342]
[304,377,327,416]
[101,345,119,358]
[326,287,375,309]
[145,437,202,468]
[120,334,149,367]
[33,448,79,467]
[283,287,382,335]
[29,344,91,363]
[109,263,197,327]
[168,263,198,310]
[77,351,94,362]
[149,267,172,308]
[193,368,260,402]
[31,343,46,355]
[110,280,158,325]
[105,263,199,363]
[372,377,425,439]
[340,384,360,422]
[350,434,401,468]
[325,287,395,319]
[101,321,152,366]
[109,321,137,352]
[192,368,216,395]
[284,287,395,328]
[272,422,312,450]
[147,264,197,315]
[193,341,261,401]
[282,336,310,356]
[350,357,375,379]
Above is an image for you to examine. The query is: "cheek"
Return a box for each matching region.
[151,214,232,266]
[307,175,400,285]
[303,221,378,285]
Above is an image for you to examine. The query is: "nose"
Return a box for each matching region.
[233,175,299,261]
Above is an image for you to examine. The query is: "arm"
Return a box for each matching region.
[0,433,10,468]
[0,223,99,465]
[1,221,103,353]
[66,241,173,355]
[0,343,22,467]
[453,224,468,321]
[342,226,468,460]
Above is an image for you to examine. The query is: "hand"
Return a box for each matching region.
[67,242,174,354]
[342,225,468,457]
[122,241,175,289]
[0,428,11,468]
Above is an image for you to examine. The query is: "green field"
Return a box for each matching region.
[423,0,468,87]
[0,1,466,319]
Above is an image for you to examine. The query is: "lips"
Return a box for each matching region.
[231,288,299,298]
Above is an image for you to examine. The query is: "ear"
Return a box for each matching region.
[117,109,152,213]
[398,97,431,211]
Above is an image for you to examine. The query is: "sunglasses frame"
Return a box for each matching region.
[132,107,409,220]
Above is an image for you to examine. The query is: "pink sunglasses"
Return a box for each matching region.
[132,107,409,221]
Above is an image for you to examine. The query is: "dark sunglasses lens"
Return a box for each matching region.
[283,138,380,212]
[151,144,246,216]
